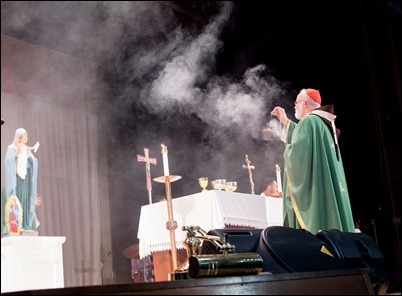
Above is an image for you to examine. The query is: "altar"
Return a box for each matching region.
[137,190,283,281]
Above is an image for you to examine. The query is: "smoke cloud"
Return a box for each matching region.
[1,1,296,284]
[1,0,295,196]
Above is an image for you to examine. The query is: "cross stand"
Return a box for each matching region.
[242,154,256,195]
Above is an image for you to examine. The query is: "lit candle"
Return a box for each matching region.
[275,164,283,193]
[161,144,170,176]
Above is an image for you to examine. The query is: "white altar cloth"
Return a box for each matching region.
[137,190,283,258]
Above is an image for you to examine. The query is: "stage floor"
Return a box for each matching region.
[2,269,376,295]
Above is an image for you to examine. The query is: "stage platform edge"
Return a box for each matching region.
[2,268,374,295]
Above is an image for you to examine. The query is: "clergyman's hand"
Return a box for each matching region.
[271,107,289,125]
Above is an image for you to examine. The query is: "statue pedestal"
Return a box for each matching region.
[1,236,66,293]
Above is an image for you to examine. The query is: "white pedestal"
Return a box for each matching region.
[1,236,66,293]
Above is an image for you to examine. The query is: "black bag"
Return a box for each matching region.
[316,229,388,285]
[200,226,388,290]
[257,226,345,273]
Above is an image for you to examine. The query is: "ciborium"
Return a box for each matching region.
[225,181,237,192]
[211,179,226,191]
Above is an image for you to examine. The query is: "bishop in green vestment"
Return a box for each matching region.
[271,88,355,234]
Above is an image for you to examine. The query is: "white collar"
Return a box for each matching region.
[311,110,336,122]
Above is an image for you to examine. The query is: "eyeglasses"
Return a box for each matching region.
[294,100,307,106]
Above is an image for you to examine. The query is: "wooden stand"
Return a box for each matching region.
[152,249,188,281]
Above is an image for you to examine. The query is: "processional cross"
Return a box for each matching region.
[137,148,157,204]
[242,154,255,195]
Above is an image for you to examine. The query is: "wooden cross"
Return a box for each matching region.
[137,148,157,204]
[242,154,255,195]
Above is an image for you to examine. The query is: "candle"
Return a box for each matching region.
[161,144,170,176]
[275,164,283,193]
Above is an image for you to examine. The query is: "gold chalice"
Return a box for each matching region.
[198,177,209,192]
[211,179,227,191]
[225,181,237,192]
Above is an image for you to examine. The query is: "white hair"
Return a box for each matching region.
[12,128,27,145]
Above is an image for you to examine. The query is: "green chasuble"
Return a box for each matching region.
[282,113,355,234]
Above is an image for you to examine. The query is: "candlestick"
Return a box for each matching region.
[161,144,170,176]
[275,164,283,193]
[157,143,181,278]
